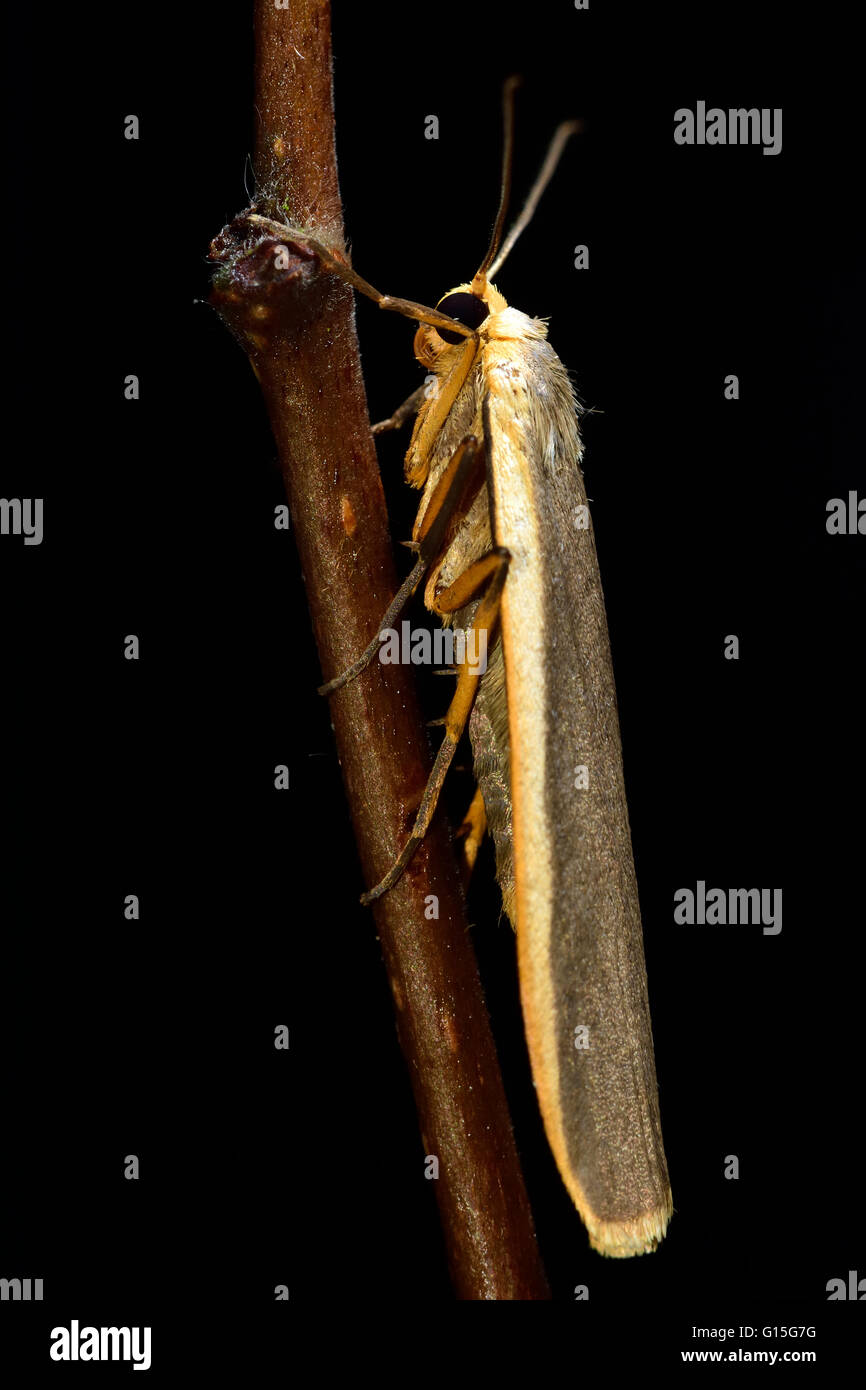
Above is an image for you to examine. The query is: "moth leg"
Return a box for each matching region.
[372,382,429,436]
[405,335,479,489]
[456,785,488,878]
[319,435,487,696]
[360,548,510,905]
[428,549,508,616]
[245,216,477,339]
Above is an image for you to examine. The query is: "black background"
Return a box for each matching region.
[1,0,863,1371]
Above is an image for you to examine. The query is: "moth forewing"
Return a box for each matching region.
[483,317,672,1257]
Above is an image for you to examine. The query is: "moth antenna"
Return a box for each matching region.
[472,75,522,290]
[487,118,584,281]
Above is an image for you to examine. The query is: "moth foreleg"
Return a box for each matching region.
[360,548,510,905]
[405,335,478,489]
[319,436,486,697]
[371,382,429,435]
[245,217,477,339]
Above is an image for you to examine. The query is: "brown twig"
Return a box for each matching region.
[208,0,549,1299]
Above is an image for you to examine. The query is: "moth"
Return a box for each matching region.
[251,81,672,1257]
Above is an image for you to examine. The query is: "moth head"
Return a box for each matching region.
[434,288,491,344]
[413,282,507,366]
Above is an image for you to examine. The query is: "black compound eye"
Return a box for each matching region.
[435,291,489,344]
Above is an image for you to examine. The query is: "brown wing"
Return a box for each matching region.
[482,307,672,1256]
